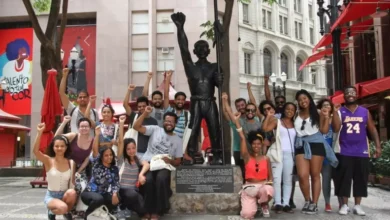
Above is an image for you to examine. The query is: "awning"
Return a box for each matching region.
[0,122,31,131]
[299,49,333,71]
[313,19,374,53]
[330,0,390,33]
[0,109,20,121]
[330,90,345,104]
[358,76,390,97]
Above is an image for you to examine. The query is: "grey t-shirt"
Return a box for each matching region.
[127,112,158,153]
[141,125,183,162]
[240,117,262,136]
[150,107,165,127]
[66,102,99,137]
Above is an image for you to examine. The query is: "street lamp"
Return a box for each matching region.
[281,72,287,97]
[69,47,79,85]
[270,73,277,98]
[317,0,347,92]
[0,79,9,106]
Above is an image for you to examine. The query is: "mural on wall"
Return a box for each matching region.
[61,26,96,102]
[0,28,33,115]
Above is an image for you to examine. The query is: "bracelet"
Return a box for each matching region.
[236,127,243,132]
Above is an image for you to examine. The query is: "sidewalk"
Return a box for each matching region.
[0,177,389,219]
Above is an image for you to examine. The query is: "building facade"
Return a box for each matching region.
[237,0,327,102]
[0,0,240,158]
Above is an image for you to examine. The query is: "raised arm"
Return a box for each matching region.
[85,95,97,128]
[116,115,126,158]
[264,75,271,101]
[247,82,263,118]
[332,104,342,133]
[55,115,71,136]
[171,12,193,69]
[123,84,136,116]
[33,123,51,167]
[92,126,101,158]
[262,113,277,132]
[367,111,381,158]
[133,106,153,134]
[233,113,250,162]
[222,93,236,122]
[142,72,153,97]
[163,71,173,109]
[59,68,70,110]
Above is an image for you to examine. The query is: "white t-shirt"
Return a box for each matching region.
[66,102,99,137]
[141,125,183,162]
[294,115,319,137]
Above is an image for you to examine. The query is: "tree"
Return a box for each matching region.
[200,0,275,163]
[23,0,69,88]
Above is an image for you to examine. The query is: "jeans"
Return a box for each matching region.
[271,151,294,206]
[321,163,332,204]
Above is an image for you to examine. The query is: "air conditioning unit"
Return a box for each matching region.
[161,47,170,54]
[162,17,170,23]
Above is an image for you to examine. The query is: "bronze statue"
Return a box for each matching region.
[171,12,223,165]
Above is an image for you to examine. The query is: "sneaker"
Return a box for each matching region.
[123,208,132,218]
[283,205,294,213]
[301,201,310,214]
[274,204,283,214]
[262,205,270,218]
[339,204,349,215]
[306,203,318,215]
[48,213,56,220]
[63,212,72,220]
[289,199,296,209]
[353,205,366,216]
[325,203,332,212]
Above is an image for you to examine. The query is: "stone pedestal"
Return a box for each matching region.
[169,165,243,215]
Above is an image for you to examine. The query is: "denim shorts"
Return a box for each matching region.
[44,190,65,207]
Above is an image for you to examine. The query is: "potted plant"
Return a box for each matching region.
[374,141,390,186]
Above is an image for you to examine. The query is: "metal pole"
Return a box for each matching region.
[213,0,225,165]
[272,82,276,98]
[330,0,343,91]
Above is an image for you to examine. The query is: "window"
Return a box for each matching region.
[295,21,303,40]
[278,0,286,7]
[262,9,272,30]
[132,86,145,101]
[132,12,149,34]
[244,53,251,74]
[312,73,317,85]
[157,11,174,33]
[280,52,288,77]
[243,4,249,24]
[279,16,288,35]
[263,48,272,75]
[309,4,314,19]
[132,49,149,72]
[157,48,175,71]
[294,0,301,13]
[310,28,314,44]
[296,57,304,82]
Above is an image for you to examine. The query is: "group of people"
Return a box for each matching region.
[34,67,381,220]
[221,78,381,219]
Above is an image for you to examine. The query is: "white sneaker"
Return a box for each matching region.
[353,205,366,216]
[339,204,349,215]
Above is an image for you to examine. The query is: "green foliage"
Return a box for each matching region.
[370,140,390,177]
[32,0,51,13]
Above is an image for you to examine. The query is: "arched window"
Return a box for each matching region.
[296,57,303,82]
[263,48,272,75]
[280,52,288,78]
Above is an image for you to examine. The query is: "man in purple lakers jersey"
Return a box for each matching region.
[332,86,381,216]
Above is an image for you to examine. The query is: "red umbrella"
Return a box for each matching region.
[39,69,63,152]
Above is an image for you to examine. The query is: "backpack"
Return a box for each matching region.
[63,107,98,133]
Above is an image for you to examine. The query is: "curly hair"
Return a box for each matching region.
[137,96,150,106]
[316,98,334,116]
[5,39,30,60]
[280,102,297,121]
[46,135,71,158]
[259,100,276,115]
[295,89,319,127]
[77,117,92,128]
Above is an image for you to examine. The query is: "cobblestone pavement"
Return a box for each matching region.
[0,177,389,219]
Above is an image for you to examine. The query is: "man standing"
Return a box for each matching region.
[133,106,183,218]
[332,86,381,216]
[123,84,157,158]
[59,68,98,136]
[142,71,171,127]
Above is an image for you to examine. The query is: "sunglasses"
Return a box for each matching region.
[246,109,256,113]
[255,163,259,173]
[275,101,285,105]
[301,120,306,131]
[263,107,272,112]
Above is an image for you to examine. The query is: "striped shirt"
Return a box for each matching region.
[118,158,139,188]
[165,106,188,139]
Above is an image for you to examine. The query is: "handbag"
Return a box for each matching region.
[75,172,89,211]
[266,119,282,163]
[281,119,297,175]
[124,114,139,145]
[150,154,176,171]
[87,205,117,220]
[111,123,119,156]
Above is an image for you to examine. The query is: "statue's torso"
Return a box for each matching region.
[186,62,217,98]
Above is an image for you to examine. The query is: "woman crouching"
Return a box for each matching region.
[234,113,274,219]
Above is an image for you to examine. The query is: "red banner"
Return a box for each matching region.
[0,28,33,115]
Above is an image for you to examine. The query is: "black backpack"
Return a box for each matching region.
[63,107,98,133]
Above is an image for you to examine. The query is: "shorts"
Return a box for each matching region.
[295,142,326,157]
[44,190,65,207]
[334,155,369,198]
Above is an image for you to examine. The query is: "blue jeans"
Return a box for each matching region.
[44,190,65,214]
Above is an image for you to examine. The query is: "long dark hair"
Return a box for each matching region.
[123,138,140,167]
[98,146,116,166]
[295,89,319,127]
[46,135,71,158]
[280,102,297,122]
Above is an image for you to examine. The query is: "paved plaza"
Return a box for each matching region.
[0,177,389,219]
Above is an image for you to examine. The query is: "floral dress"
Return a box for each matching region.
[86,156,120,195]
